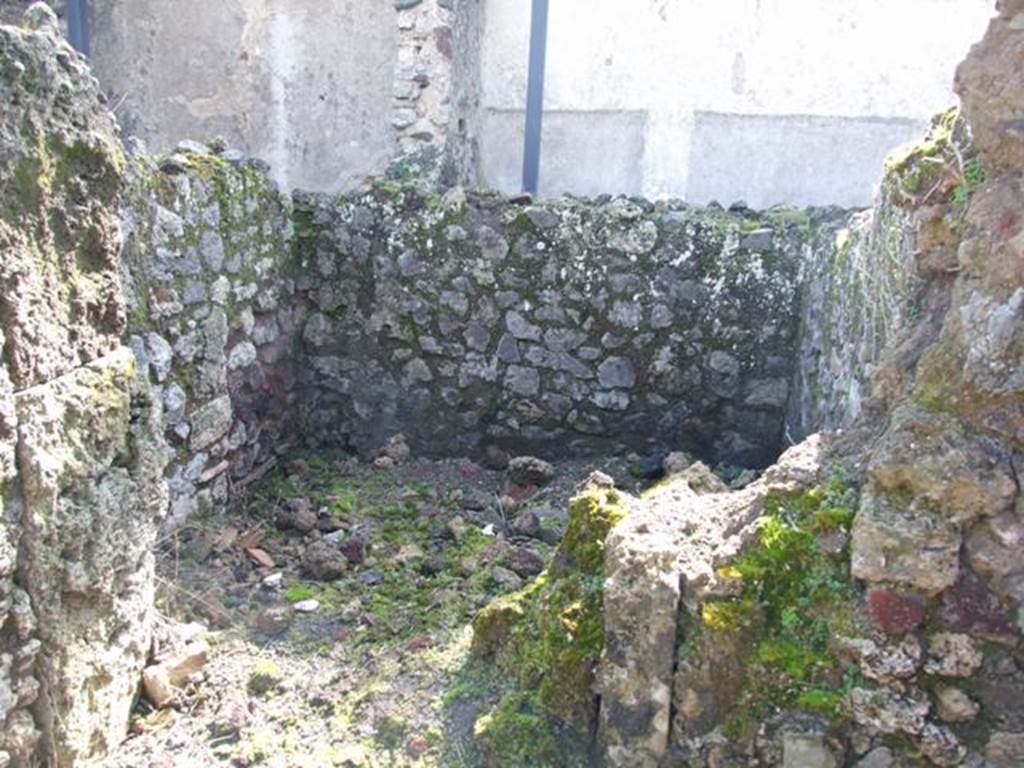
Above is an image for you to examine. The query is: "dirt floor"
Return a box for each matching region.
[109,449,648,768]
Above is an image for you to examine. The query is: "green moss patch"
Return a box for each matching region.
[248,455,500,650]
[470,487,627,765]
[884,108,979,209]
[693,479,862,737]
[473,692,563,767]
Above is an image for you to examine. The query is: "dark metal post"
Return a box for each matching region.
[67,0,90,56]
[521,0,549,195]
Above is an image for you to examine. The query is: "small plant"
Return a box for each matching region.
[702,478,860,723]
[952,159,985,204]
[283,584,317,604]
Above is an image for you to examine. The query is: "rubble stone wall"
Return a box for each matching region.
[392,0,484,186]
[120,147,300,530]
[6,3,1022,766]
[292,188,817,468]
[585,4,1024,766]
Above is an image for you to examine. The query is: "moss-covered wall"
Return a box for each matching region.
[789,109,979,437]
[292,186,819,468]
[0,10,168,765]
[121,143,300,528]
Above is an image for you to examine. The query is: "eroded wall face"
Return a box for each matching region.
[87,0,398,193]
[121,151,300,530]
[0,12,168,765]
[292,189,815,468]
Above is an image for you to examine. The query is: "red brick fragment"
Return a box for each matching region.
[868,589,926,635]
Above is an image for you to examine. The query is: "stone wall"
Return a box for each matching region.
[790,109,979,438]
[789,175,920,436]
[120,144,300,530]
[293,188,812,468]
[0,9,167,765]
[534,4,1024,766]
[8,5,1019,766]
[392,0,483,186]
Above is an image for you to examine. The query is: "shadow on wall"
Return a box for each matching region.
[290,186,835,470]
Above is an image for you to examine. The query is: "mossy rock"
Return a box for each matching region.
[473,693,562,767]
[470,486,628,760]
[680,479,863,742]
[883,107,976,208]
[247,659,284,696]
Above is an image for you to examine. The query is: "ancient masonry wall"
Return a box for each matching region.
[392,0,484,186]
[788,111,979,439]
[121,147,299,530]
[591,4,1024,763]
[0,5,937,765]
[0,11,168,766]
[292,188,814,468]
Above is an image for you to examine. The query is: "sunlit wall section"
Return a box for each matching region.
[480,0,994,206]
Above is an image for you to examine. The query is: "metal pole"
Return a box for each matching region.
[67,0,90,56]
[521,0,549,196]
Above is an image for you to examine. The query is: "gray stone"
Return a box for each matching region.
[744,378,789,408]
[200,230,225,270]
[209,275,231,305]
[506,311,542,341]
[189,395,233,451]
[525,207,561,230]
[610,301,643,328]
[163,384,188,424]
[403,358,434,384]
[479,227,510,261]
[505,366,540,398]
[303,313,334,348]
[650,304,674,329]
[598,357,637,389]
[557,353,594,380]
[143,333,173,383]
[741,228,775,251]
[544,328,586,352]
[707,350,741,397]
[227,341,257,371]
[182,279,207,305]
[496,334,521,363]
[441,290,469,316]
[593,391,631,411]
[608,220,659,255]
[463,323,491,352]
[398,251,423,276]
[203,309,229,361]
[601,332,627,349]
[782,732,837,768]
[252,318,280,346]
